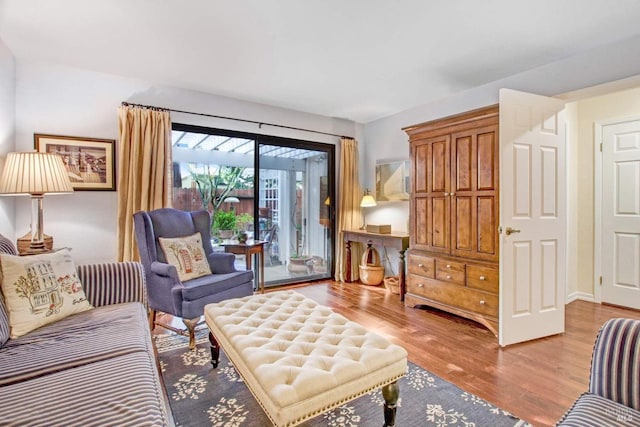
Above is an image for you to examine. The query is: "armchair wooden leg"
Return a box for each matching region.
[148,309,157,334]
[183,317,200,350]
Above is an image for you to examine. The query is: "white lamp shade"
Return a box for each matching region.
[0,152,74,195]
[360,190,377,207]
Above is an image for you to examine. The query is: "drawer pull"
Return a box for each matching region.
[446,264,451,268]
[479,276,486,281]
[446,275,452,279]
[444,192,449,196]
[418,283,424,288]
[479,300,486,305]
[418,263,424,268]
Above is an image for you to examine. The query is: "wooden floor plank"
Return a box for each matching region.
[155,280,640,426]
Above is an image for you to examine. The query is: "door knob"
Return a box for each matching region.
[505,227,521,236]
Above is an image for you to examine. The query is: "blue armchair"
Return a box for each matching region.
[133,208,254,349]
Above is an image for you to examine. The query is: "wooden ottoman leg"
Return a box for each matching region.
[382,381,399,427]
[208,332,220,368]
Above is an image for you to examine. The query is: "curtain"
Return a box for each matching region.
[116,105,172,261]
[334,137,363,282]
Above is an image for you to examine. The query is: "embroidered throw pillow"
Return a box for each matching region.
[0,248,93,338]
[158,232,212,281]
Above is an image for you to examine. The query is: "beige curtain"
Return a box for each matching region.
[334,137,363,282]
[116,105,172,262]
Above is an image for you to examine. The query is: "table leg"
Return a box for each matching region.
[382,380,399,426]
[259,249,265,294]
[398,249,407,301]
[345,239,352,282]
[208,332,220,368]
[246,250,252,271]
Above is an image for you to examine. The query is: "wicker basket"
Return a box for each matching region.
[384,276,400,294]
[359,246,384,286]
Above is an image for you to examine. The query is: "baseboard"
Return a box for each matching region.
[567,291,596,303]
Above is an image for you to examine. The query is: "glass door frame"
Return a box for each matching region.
[171,123,336,285]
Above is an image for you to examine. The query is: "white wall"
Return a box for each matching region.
[362,34,640,280]
[0,38,15,236]
[14,60,358,264]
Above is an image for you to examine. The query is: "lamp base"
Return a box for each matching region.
[17,232,53,255]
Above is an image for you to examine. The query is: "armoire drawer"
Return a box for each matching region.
[408,253,435,278]
[407,275,498,317]
[435,259,465,284]
[467,264,499,293]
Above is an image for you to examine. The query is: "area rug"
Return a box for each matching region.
[155,331,530,427]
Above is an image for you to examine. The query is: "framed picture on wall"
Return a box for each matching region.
[375,159,410,201]
[35,133,116,191]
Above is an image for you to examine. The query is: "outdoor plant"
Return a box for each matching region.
[213,210,237,232]
[236,213,253,231]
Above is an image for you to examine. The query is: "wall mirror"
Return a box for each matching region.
[375,159,410,201]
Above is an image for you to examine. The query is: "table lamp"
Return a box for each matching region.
[359,188,377,229]
[360,189,377,208]
[0,152,74,254]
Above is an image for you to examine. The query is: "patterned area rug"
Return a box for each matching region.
[156,330,530,427]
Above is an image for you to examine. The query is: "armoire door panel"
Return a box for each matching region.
[477,128,498,191]
[431,138,450,193]
[431,196,449,251]
[453,134,473,192]
[414,143,429,194]
[453,196,473,253]
[477,195,497,259]
[414,197,429,248]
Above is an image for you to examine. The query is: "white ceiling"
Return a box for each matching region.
[2,0,640,123]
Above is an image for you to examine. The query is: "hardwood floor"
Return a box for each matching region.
[156,280,640,427]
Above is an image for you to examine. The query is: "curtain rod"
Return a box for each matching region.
[121,102,352,139]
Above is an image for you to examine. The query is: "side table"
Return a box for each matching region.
[343,229,410,300]
[221,240,265,293]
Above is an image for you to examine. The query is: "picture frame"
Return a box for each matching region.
[375,159,410,201]
[35,134,116,191]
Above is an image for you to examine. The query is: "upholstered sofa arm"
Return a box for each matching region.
[589,317,640,411]
[207,252,237,274]
[76,262,147,308]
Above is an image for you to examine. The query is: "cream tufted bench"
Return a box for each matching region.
[204,290,408,427]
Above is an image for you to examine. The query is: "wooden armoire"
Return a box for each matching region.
[403,105,500,335]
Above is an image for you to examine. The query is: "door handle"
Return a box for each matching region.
[505,227,521,236]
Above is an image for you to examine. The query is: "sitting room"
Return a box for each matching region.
[1,1,640,426]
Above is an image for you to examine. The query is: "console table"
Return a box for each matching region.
[221,240,265,294]
[343,229,410,299]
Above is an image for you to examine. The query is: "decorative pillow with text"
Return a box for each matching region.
[159,232,212,281]
[0,248,93,338]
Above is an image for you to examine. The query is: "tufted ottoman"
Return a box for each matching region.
[204,290,408,427]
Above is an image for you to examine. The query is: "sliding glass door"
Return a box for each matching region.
[257,140,333,285]
[171,124,334,287]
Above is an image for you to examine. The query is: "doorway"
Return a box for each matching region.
[257,139,334,286]
[170,124,335,287]
[599,119,640,309]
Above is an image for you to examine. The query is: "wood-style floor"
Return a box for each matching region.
[156,280,640,427]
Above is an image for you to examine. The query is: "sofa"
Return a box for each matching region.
[0,237,173,427]
[557,318,640,426]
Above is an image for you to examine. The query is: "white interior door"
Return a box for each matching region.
[499,88,566,346]
[602,120,640,309]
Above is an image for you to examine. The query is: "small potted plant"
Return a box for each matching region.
[213,210,237,239]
